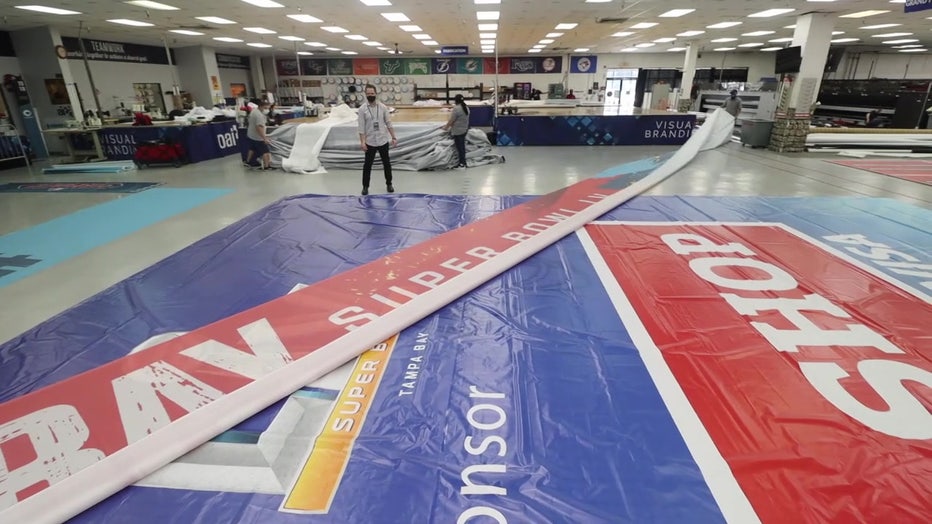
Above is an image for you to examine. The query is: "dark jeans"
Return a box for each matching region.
[453,133,467,166]
[363,142,392,188]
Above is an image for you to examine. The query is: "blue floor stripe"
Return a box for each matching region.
[0,188,231,288]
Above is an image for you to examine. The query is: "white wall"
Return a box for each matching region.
[219,68,253,98]
[836,51,932,80]
[69,60,179,116]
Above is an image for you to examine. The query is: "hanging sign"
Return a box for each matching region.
[440,46,469,55]
[60,37,173,65]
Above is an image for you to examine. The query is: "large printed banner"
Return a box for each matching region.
[0,194,929,522]
[274,56,562,76]
[61,37,174,65]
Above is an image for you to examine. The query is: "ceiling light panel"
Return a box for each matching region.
[714,47,736,51]
[170,29,204,36]
[872,33,913,38]
[14,5,81,14]
[305,42,328,47]
[478,23,498,31]
[474,0,501,3]
[126,1,178,9]
[214,37,244,42]
[748,8,795,17]
[659,9,695,17]
[364,41,381,46]
[760,47,782,51]
[399,25,422,32]
[653,37,676,43]
[247,43,273,47]
[241,0,283,7]
[413,34,431,40]
[197,16,236,24]
[360,0,391,5]
[108,19,154,26]
[707,21,742,29]
[382,12,410,22]
[287,14,322,23]
[668,47,686,51]
[883,39,919,44]
[574,48,590,52]
[840,10,890,18]
[711,38,737,42]
[244,27,276,34]
[423,40,438,45]
[279,36,305,41]
[539,39,555,44]
[677,30,705,37]
[345,35,368,40]
[612,31,634,37]
[479,33,497,39]
[860,23,900,29]
[546,33,564,38]
[830,38,859,42]
[321,26,349,33]
[555,23,577,29]
[738,42,764,47]
[742,31,774,36]
[477,11,501,20]
[630,22,658,29]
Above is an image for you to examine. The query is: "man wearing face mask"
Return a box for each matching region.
[245,99,272,170]
[357,84,398,195]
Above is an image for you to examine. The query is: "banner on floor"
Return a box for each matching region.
[496,114,697,146]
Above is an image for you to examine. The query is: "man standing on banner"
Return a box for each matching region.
[358,84,397,195]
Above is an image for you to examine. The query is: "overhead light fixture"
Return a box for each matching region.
[325,47,341,51]
[423,40,439,45]
[707,21,742,29]
[478,23,498,30]
[889,0,906,3]
[586,0,612,2]
[860,24,900,29]
[883,39,919,44]
[377,46,389,50]
[653,37,676,43]
[748,8,795,17]
[714,47,736,51]
[872,33,913,38]
[321,26,349,33]
[479,33,496,39]
[482,39,497,45]
[635,43,655,48]
[528,49,542,53]
[555,23,577,29]
[742,31,775,36]
[247,42,273,48]
[14,5,81,14]
[474,0,501,3]
[244,27,276,34]
[833,31,844,35]
[785,24,796,29]
[241,0,284,7]
[108,19,154,26]
[621,47,638,52]
[677,30,705,37]
[342,51,358,55]
[197,16,236,24]
[612,31,634,37]
[360,0,391,5]
[382,12,410,22]
[630,22,658,29]
[482,49,494,53]
[840,10,890,18]
[738,42,764,47]
[287,14,322,23]
[899,48,928,53]
[807,0,835,2]
[297,51,313,55]
[363,41,382,46]
[760,47,782,51]
[304,42,328,47]
[830,38,859,43]
[668,47,687,52]
[412,34,432,40]
[214,37,244,42]
[345,34,368,40]
[659,9,695,17]
[893,44,922,48]
[768,37,794,42]
[539,39,555,44]
[279,35,304,41]
[546,32,564,38]
[711,37,737,42]
[170,29,204,36]
[533,44,546,49]
[126,1,178,9]
[399,25,422,32]
[574,48,590,52]
[478,11,501,20]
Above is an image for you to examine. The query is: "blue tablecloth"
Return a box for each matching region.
[97,120,242,163]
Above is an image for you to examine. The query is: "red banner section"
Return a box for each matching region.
[352,58,380,76]
[587,222,932,524]
[0,179,617,514]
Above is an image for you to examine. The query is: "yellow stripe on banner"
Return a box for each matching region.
[282,335,398,513]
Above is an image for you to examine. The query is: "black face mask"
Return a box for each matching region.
[367,95,376,103]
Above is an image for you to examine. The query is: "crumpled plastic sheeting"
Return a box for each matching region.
[2,195,930,523]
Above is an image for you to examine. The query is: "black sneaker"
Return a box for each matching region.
[362,187,369,195]
[387,184,395,193]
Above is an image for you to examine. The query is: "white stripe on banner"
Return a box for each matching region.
[0,111,737,523]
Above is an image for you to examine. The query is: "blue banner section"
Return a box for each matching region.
[570,55,598,74]
[431,57,456,74]
[97,121,241,163]
[1,192,928,522]
[0,188,230,290]
[496,115,697,146]
[905,0,932,13]
[441,46,469,55]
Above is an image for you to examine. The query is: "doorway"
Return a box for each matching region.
[604,68,638,113]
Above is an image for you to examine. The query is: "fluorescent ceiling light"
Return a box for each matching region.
[659,9,695,17]
[612,31,634,37]
[833,31,844,35]
[555,23,577,29]
[707,21,741,29]
[840,10,890,18]
[653,37,676,43]
[574,48,590,52]
[475,0,501,3]
[479,33,496,39]
[539,39,555,44]
[345,34,368,40]
[631,22,658,29]
[287,14,322,23]
[321,26,349,33]
[889,0,906,3]
[478,23,498,30]
[247,43,273,48]
[586,0,612,2]
[360,0,391,5]
[413,34,432,40]
[807,0,835,2]
[528,49,542,53]
[197,16,236,24]
[478,11,500,20]
[621,48,638,52]
[297,51,313,55]
[748,9,795,17]
[14,5,81,14]
[382,12,410,22]
[325,47,341,51]
[768,38,793,43]
[899,49,927,52]
[883,39,919,44]
[482,49,494,53]
[738,42,764,47]
[363,41,382,46]
[126,1,178,9]
[893,44,922,48]
[482,40,497,45]
[760,47,782,51]
[861,24,900,29]
[342,51,358,55]
[742,31,775,36]
[279,35,304,41]
[785,24,796,29]
[677,30,705,37]
[377,47,389,50]
[244,27,276,34]
[635,43,655,48]
[423,40,439,45]
[668,47,686,51]
[241,0,283,7]
[830,38,859,43]
[399,25,422,32]
[170,29,204,35]
[711,38,737,42]
[305,42,328,47]
[214,37,244,42]
[872,33,913,38]
[533,44,546,49]
[108,19,154,26]
[714,47,736,51]
[546,32,563,38]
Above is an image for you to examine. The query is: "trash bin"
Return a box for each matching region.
[740,118,774,148]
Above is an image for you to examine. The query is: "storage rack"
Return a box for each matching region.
[414,82,486,103]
